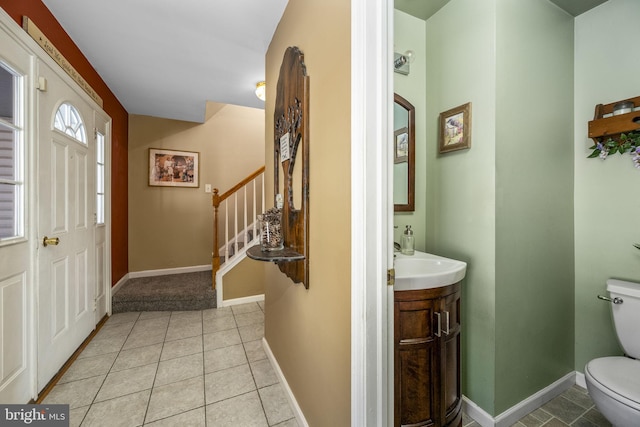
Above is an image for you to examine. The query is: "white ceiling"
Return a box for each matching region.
[41,0,289,123]
[43,0,608,124]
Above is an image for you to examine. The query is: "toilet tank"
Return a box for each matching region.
[606,279,640,358]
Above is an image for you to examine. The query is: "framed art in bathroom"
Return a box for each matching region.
[149,148,200,187]
[394,127,409,163]
[439,102,471,154]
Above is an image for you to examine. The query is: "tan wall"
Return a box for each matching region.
[128,103,264,272]
[264,0,351,425]
[222,257,265,301]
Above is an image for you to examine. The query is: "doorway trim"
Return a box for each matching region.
[351,0,393,425]
[94,109,113,318]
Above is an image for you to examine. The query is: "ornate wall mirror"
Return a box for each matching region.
[393,93,415,212]
[273,47,310,288]
[246,46,310,289]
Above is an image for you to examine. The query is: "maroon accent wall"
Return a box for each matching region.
[0,0,129,286]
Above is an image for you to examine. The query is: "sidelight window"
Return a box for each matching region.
[96,130,105,225]
[0,62,24,241]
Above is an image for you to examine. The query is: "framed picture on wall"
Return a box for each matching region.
[394,127,409,163]
[149,148,199,187]
[439,102,472,154]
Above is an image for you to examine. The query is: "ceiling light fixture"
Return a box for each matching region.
[255,81,266,101]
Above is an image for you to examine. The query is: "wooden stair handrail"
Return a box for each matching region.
[211,166,265,290]
[213,166,266,207]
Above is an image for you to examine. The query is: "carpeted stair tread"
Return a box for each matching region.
[112,271,215,313]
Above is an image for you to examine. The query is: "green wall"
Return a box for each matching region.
[423,0,575,416]
[494,0,574,413]
[394,9,427,250]
[425,0,498,413]
[402,0,639,418]
[574,0,640,372]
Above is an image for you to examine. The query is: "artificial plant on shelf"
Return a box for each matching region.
[588,130,640,169]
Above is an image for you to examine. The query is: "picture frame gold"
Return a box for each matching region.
[148,148,199,187]
[439,102,471,154]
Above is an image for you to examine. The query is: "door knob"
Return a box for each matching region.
[42,236,60,247]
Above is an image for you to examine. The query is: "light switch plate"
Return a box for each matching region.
[205,184,212,193]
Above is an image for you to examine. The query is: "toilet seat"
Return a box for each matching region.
[585,357,640,410]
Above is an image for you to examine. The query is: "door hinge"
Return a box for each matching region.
[93,299,97,311]
[387,268,395,286]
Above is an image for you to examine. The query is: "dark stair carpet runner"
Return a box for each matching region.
[112,271,216,313]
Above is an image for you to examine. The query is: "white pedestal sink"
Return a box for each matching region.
[394,250,467,290]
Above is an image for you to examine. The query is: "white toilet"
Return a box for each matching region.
[585,279,640,427]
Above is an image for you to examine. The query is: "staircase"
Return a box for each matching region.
[110,168,265,313]
[212,167,265,305]
[219,226,255,260]
[112,270,215,313]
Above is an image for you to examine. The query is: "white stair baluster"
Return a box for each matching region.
[233,192,238,257]
[224,200,229,261]
[261,173,265,213]
[243,185,248,245]
[252,178,257,243]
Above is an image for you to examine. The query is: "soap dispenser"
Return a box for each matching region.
[401,225,415,255]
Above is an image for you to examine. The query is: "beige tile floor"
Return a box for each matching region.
[42,301,612,427]
[42,302,299,427]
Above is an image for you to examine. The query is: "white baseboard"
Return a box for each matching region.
[128,264,212,279]
[463,396,494,427]
[464,371,576,427]
[495,372,575,427]
[575,371,586,389]
[219,294,264,307]
[111,273,130,295]
[262,338,308,427]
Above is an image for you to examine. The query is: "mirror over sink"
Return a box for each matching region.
[393,93,415,212]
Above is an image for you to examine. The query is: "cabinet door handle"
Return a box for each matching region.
[435,312,441,337]
[442,311,450,335]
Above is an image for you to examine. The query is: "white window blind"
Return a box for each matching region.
[96,130,105,225]
[0,62,24,241]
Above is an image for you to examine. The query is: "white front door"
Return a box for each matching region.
[0,26,35,404]
[37,60,96,390]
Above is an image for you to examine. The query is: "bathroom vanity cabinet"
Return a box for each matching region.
[394,283,461,427]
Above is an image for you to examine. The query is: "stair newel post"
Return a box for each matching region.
[212,188,221,290]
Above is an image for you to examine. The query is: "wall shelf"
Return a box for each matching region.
[588,95,640,143]
[246,245,305,262]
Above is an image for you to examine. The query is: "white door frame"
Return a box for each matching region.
[93,109,113,320]
[0,16,37,403]
[351,0,393,425]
